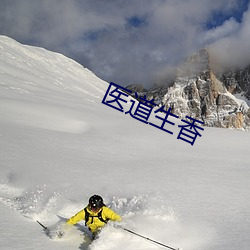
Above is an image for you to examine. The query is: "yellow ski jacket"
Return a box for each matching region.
[67,206,121,233]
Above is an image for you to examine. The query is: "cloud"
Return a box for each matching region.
[0,0,249,87]
[200,18,240,45]
[209,4,250,69]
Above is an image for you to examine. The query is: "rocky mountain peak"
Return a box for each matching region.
[217,66,250,100]
[163,49,250,129]
[126,48,250,130]
[177,49,210,78]
[124,83,147,93]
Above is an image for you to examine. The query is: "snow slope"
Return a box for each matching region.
[0,36,250,250]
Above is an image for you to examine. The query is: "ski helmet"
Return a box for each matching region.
[89,195,104,210]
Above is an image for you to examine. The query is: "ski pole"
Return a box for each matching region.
[122,227,180,250]
[37,220,48,231]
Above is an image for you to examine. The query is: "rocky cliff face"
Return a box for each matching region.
[126,49,250,129]
[217,66,250,100]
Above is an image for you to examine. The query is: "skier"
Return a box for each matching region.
[66,194,122,239]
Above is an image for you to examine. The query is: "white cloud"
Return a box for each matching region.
[200,18,240,45]
[0,0,249,87]
[209,5,250,69]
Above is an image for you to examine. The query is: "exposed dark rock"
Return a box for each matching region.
[126,49,250,129]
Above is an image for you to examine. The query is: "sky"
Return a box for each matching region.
[0,0,249,87]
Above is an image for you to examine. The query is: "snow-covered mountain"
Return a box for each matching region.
[127,49,250,130]
[0,36,250,250]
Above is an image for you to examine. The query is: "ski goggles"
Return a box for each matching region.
[89,205,101,212]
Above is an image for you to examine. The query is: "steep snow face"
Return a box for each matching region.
[0,36,107,98]
[0,36,250,250]
[0,35,111,134]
